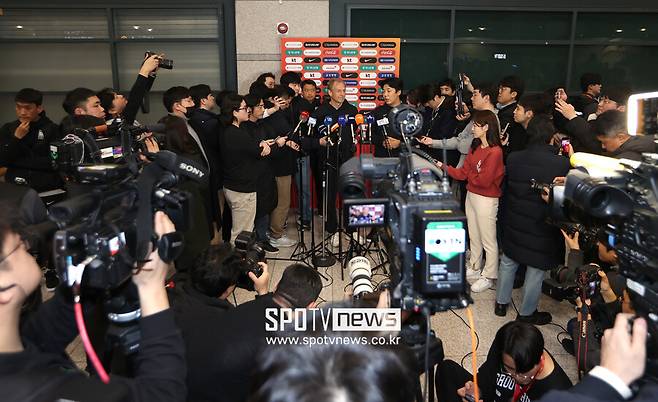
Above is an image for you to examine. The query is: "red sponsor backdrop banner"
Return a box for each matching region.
[280,37,401,111]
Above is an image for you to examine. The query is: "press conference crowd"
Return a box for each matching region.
[0,52,656,402]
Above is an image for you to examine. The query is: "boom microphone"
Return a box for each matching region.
[154,150,208,184]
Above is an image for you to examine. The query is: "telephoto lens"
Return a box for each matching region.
[348,256,374,298]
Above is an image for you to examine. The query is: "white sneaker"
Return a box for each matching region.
[269,235,297,248]
[470,277,493,293]
[466,268,481,282]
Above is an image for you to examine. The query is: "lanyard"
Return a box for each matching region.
[511,355,544,402]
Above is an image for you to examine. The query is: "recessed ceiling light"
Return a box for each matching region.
[478,26,486,31]
[468,28,473,32]
[16,25,23,29]
[133,25,140,30]
[480,41,484,44]
[616,29,623,33]
[147,28,153,32]
[641,28,647,32]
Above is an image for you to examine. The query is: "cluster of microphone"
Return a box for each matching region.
[314,113,377,147]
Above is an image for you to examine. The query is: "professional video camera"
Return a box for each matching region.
[50,118,165,178]
[546,150,658,378]
[51,150,207,356]
[339,105,470,314]
[234,231,266,291]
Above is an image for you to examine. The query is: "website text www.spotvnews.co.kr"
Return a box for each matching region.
[264,307,402,347]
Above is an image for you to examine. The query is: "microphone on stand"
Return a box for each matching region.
[347,115,357,145]
[337,114,347,146]
[307,116,317,137]
[355,113,366,143]
[291,110,310,137]
[366,114,375,143]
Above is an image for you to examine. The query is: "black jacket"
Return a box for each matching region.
[501,144,571,269]
[609,135,656,161]
[498,102,528,157]
[563,117,602,154]
[122,74,155,126]
[263,110,297,177]
[221,124,263,193]
[0,288,186,402]
[571,93,598,118]
[371,104,400,157]
[242,120,279,218]
[311,101,359,165]
[540,376,658,402]
[189,108,223,227]
[422,99,459,166]
[0,113,63,192]
[186,293,280,402]
[474,325,572,402]
[168,282,234,402]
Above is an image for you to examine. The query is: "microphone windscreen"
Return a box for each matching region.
[355,114,364,125]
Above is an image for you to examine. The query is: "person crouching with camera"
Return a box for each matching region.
[435,110,504,293]
[220,94,271,244]
[558,229,633,374]
[0,206,186,401]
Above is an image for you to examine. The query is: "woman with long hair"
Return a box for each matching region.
[436,109,505,293]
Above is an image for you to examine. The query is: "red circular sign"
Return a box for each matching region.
[277,22,289,35]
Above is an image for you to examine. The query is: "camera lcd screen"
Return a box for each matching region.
[346,202,386,228]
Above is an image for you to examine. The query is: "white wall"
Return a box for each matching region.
[235,0,329,94]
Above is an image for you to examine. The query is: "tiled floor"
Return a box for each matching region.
[55,210,579,391]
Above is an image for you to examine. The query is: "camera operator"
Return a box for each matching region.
[311,79,358,245]
[558,229,633,372]
[60,87,106,131]
[168,244,269,401]
[371,78,406,158]
[495,116,571,324]
[0,88,62,193]
[0,207,186,401]
[220,93,271,244]
[97,53,161,126]
[193,263,321,402]
[436,321,572,402]
[434,110,504,293]
[539,315,655,402]
[497,75,527,156]
[594,110,656,161]
[414,81,458,165]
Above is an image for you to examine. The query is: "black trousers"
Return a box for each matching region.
[436,359,472,402]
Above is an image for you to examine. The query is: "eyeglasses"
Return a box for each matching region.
[0,239,28,266]
[501,364,536,381]
[237,107,249,111]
